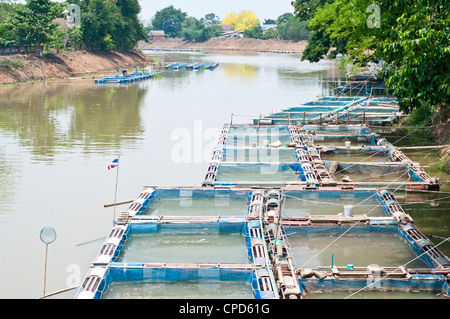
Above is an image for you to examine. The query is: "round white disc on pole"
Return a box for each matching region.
[40,226,57,244]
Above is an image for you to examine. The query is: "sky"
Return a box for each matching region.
[137,0,295,22]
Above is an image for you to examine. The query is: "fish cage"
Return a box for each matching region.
[76,186,450,299]
[75,94,448,300]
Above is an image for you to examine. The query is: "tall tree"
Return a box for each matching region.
[293,0,450,121]
[7,0,63,46]
[75,0,123,50]
[67,0,146,50]
[202,13,220,25]
[377,0,449,119]
[115,0,148,49]
[292,0,334,21]
[222,10,260,31]
[276,12,311,41]
[152,5,187,38]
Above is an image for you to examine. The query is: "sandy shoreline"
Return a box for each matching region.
[0,50,153,85]
[138,38,308,52]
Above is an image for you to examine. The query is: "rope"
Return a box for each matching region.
[298,144,445,269]
[330,166,410,182]
[325,119,433,177]
[298,169,412,268]
[344,236,450,299]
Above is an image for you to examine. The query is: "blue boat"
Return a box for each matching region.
[94,72,161,83]
[164,62,219,71]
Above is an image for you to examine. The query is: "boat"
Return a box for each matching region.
[94,71,161,83]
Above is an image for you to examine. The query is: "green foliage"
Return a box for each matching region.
[407,102,435,126]
[181,17,221,42]
[263,19,276,25]
[114,0,148,50]
[437,156,449,172]
[65,0,147,50]
[294,0,449,121]
[292,0,334,21]
[3,0,64,47]
[377,0,449,118]
[243,25,263,39]
[152,5,187,38]
[0,0,19,24]
[67,27,83,51]
[242,12,311,41]
[70,0,121,50]
[299,0,376,63]
[276,13,294,25]
[0,0,146,51]
[0,58,25,69]
[276,13,311,41]
[263,28,278,40]
[201,13,221,25]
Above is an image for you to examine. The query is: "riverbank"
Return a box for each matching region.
[138,38,308,52]
[0,50,153,85]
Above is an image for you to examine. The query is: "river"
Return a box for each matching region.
[0,51,448,299]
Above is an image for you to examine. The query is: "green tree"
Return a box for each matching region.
[152,5,187,38]
[181,17,203,41]
[292,0,334,21]
[377,0,449,120]
[293,0,450,121]
[66,0,122,50]
[276,13,294,25]
[243,24,263,39]
[114,0,148,49]
[262,28,278,39]
[276,12,311,41]
[67,0,146,50]
[201,13,220,25]
[0,0,19,24]
[6,0,63,47]
[263,19,276,25]
[181,17,221,42]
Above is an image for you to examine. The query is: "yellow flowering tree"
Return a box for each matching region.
[221,12,238,29]
[222,10,259,31]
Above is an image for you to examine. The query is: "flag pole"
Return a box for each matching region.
[113,155,120,224]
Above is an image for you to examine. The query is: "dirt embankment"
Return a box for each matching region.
[0,50,153,85]
[138,38,308,52]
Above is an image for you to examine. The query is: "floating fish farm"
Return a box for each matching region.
[142,48,204,53]
[164,62,219,71]
[94,72,162,83]
[253,96,400,126]
[76,95,449,299]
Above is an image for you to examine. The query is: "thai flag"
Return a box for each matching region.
[108,158,118,170]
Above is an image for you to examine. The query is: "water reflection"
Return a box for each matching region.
[0,51,448,299]
[0,81,147,162]
[222,63,259,80]
[0,146,19,222]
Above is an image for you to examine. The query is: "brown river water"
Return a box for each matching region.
[0,51,448,299]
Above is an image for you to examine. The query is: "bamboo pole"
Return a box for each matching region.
[113,155,120,224]
[398,145,449,150]
[43,244,48,299]
[104,199,133,208]
[38,286,79,299]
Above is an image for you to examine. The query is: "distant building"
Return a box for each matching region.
[261,24,277,33]
[220,25,233,33]
[148,30,165,40]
